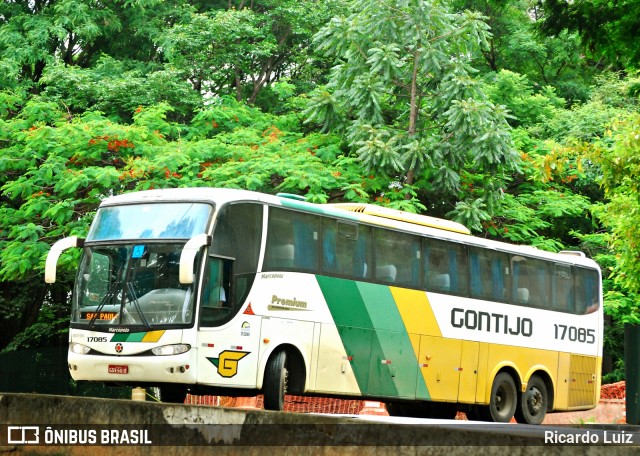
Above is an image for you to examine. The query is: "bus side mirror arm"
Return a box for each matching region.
[179,234,212,284]
[45,236,85,284]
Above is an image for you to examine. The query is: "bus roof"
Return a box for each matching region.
[98,188,599,269]
[328,203,471,235]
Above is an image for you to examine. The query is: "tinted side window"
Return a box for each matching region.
[200,257,235,327]
[212,203,263,274]
[264,207,320,272]
[511,256,550,308]
[210,203,263,313]
[575,267,600,314]
[553,264,574,312]
[322,220,371,279]
[470,248,510,302]
[423,239,468,296]
[374,229,420,288]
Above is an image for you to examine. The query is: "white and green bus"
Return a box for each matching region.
[45,188,602,424]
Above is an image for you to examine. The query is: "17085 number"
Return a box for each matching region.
[554,324,595,344]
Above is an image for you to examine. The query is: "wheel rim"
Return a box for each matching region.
[527,386,544,415]
[281,366,289,397]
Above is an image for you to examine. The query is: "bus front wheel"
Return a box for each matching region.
[263,350,288,411]
[515,375,548,425]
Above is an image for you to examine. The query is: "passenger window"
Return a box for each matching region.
[575,267,600,314]
[423,240,468,296]
[322,220,371,279]
[375,230,420,288]
[264,207,319,272]
[212,202,262,274]
[511,256,550,308]
[553,264,574,312]
[470,248,510,302]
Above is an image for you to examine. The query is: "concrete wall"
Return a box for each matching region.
[0,393,636,455]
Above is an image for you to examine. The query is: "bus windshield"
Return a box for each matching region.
[87,203,211,241]
[72,243,198,328]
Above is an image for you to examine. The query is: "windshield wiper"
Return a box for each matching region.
[88,281,120,330]
[126,283,150,330]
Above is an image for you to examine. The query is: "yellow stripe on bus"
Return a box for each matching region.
[141,330,165,342]
[391,288,442,338]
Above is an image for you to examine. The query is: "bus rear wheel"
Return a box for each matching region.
[515,375,548,425]
[263,350,288,411]
[480,372,517,422]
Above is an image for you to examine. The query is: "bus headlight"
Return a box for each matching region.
[151,344,191,356]
[69,343,91,355]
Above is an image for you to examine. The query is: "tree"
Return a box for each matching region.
[0,0,198,88]
[485,69,565,128]
[538,0,640,69]
[451,0,531,72]
[39,57,203,123]
[591,112,640,308]
[306,0,520,229]
[162,1,343,104]
[451,1,594,104]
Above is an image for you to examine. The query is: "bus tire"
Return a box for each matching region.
[263,350,288,411]
[486,372,517,422]
[515,375,548,425]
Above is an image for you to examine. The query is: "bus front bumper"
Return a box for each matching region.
[68,349,198,384]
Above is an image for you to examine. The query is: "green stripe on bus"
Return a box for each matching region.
[356,282,423,398]
[110,333,145,342]
[316,275,373,393]
[356,282,404,332]
[316,276,400,398]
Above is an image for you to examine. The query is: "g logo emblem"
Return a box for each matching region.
[208,351,249,378]
[115,343,123,353]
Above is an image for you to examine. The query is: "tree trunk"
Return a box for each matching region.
[406,51,420,191]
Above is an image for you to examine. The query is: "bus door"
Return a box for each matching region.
[418,336,479,403]
[196,257,261,388]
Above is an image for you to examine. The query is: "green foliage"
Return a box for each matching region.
[40,58,202,122]
[309,0,520,226]
[485,70,565,127]
[162,1,343,104]
[590,114,640,308]
[578,76,640,312]
[0,95,372,283]
[537,74,640,145]
[2,300,69,352]
[452,1,594,104]
[540,0,640,70]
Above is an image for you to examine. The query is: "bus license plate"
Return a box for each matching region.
[108,365,128,374]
